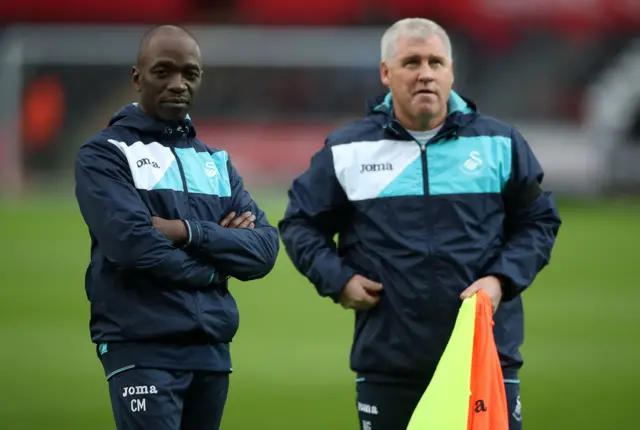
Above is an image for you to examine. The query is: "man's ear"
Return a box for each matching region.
[451,59,455,85]
[132,66,142,93]
[380,61,390,87]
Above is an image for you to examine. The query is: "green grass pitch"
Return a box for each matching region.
[0,195,638,429]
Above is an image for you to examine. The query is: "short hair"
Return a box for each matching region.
[136,25,199,66]
[381,18,453,63]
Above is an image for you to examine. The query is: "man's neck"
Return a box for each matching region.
[137,103,187,123]
[395,110,446,132]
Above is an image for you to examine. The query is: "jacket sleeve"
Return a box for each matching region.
[277,143,356,302]
[74,138,217,289]
[483,128,562,301]
[182,158,279,282]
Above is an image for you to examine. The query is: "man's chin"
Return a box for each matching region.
[158,106,189,122]
[412,105,438,119]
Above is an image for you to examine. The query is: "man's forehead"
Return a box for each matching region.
[395,34,447,57]
[146,56,201,68]
[141,34,201,64]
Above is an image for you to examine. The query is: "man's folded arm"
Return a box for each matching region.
[74,139,217,288]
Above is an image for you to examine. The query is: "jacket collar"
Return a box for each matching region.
[366,89,477,132]
[107,103,196,141]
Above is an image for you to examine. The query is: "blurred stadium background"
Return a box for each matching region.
[0,1,639,429]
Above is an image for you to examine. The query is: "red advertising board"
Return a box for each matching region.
[0,0,190,23]
[0,0,638,32]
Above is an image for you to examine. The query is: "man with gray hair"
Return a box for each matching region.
[279,17,561,429]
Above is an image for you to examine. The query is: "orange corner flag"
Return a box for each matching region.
[407,291,509,430]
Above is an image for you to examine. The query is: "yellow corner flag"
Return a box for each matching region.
[406,291,509,430]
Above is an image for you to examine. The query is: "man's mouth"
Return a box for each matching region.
[415,89,437,96]
[162,99,189,107]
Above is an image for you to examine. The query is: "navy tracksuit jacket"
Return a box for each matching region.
[74,104,279,379]
[279,91,561,384]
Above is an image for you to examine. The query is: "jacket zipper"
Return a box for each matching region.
[388,120,456,196]
[170,147,191,218]
[419,143,428,195]
[417,127,457,300]
[382,116,460,303]
[170,146,202,321]
[386,121,457,285]
[421,128,457,195]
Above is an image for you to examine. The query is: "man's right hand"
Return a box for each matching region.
[220,211,255,229]
[339,275,383,310]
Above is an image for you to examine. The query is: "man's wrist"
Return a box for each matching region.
[167,220,188,248]
[487,274,504,289]
[485,273,516,299]
[181,220,204,249]
[181,220,192,247]
[328,269,356,304]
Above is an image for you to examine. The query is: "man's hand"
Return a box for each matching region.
[460,276,503,313]
[220,211,255,229]
[339,275,384,310]
[152,216,188,247]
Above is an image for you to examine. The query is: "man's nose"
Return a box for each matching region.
[167,74,187,93]
[418,63,434,81]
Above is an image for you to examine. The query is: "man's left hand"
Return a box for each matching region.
[460,276,503,313]
[219,211,255,229]
[152,216,188,246]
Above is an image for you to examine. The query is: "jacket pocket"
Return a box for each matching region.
[199,289,240,343]
[342,243,383,284]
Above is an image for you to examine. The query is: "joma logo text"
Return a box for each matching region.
[136,158,160,168]
[357,402,379,415]
[360,163,393,173]
[122,385,158,397]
